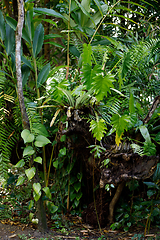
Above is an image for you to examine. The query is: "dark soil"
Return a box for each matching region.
[0,221,160,240]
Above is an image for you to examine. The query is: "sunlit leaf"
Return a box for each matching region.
[90,119,107,141]
[33,182,41,194]
[139,125,151,142]
[33,190,41,201]
[23,146,35,156]
[34,135,51,147]
[92,73,115,101]
[81,43,92,66]
[81,64,101,90]
[25,167,36,180]
[34,157,42,164]
[21,129,34,143]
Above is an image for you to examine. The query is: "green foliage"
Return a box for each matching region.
[111,114,131,145]
[90,118,107,141]
[92,73,115,101]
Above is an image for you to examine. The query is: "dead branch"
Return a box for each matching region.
[143,95,160,124]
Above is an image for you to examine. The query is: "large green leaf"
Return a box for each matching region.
[81,43,92,66]
[33,23,44,58]
[90,118,107,141]
[34,135,51,147]
[139,125,151,142]
[5,24,15,56]
[21,129,34,143]
[92,73,115,101]
[23,146,35,157]
[25,167,36,180]
[33,182,41,194]
[33,8,65,19]
[25,9,34,43]
[111,114,131,145]
[37,63,50,88]
[82,64,101,90]
[0,10,5,41]
[75,0,95,27]
[32,123,49,137]
[6,16,17,31]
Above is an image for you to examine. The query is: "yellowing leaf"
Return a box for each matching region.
[115,132,123,146]
[50,109,61,127]
[111,114,130,145]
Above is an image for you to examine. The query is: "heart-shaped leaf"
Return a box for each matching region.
[34,157,42,164]
[14,159,25,168]
[76,191,82,201]
[74,182,81,192]
[33,190,41,201]
[43,187,51,199]
[21,129,34,143]
[23,146,35,157]
[34,135,51,147]
[16,175,25,186]
[33,182,41,194]
[25,167,36,180]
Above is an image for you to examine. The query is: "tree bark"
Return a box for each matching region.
[109,181,125,224]
[15,0,30,130]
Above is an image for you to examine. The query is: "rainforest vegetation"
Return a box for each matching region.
[0,0,160,237]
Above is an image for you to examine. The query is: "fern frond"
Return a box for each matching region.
[131,143,144,156]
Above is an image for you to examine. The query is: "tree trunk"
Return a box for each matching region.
[15,0,47,232]
[15,0,30,130]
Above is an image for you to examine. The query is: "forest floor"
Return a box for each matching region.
[0,220,160,240]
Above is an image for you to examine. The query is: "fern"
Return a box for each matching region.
[0,121,17,179]
[121,38,160,102]
[131,143,144,156]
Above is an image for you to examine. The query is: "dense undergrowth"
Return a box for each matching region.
[0,0,160,235]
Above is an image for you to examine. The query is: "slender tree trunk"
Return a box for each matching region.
[15,0,47,232]
[15,0,30,130]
